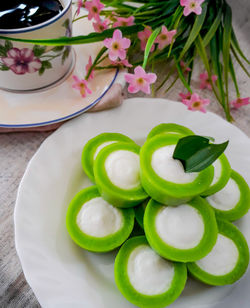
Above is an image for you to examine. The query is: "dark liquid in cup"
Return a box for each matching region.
[0,0,63,29]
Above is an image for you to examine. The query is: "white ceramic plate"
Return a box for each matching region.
[15,98,250,308]
[0,17,118,128]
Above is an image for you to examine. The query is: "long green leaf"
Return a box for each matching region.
[0,25,144,46]
[229,55,240,98]
[195,35,222,107]
[231,45,250,78]
[210,34,225,108]
[175,58,192,93]
[203,7,222,47]
[231,29,250,65]
[178,1,207,61]
[142,27,161,69]
[222,3,232,121]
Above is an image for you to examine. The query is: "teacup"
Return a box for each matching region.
[0,0,74,92]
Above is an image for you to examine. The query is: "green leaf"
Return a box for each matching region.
[231,45,250,78]
[33,45,46,57]
[142,27,160,69]
[52,46,64,52]
[222,3,232,120]
[0,45,7,57]
[178,1,207,61]
[203,6,222,47]
[0,25,144,46]
[175,58,192,93]
[42,61,52,69]
[231,29,250,65]
[4,40,13,51]
[0,64,10,71]
[173,135,229,173]
[229,55,240,98]
[62,47,70,64]
[195,35,223,109]
[210,33,225,107]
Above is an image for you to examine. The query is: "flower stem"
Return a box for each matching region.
[85,47,107,80]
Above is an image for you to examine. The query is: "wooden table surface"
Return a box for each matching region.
[0,1,250,307]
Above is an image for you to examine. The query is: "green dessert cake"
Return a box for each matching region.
[66,186,134,252]
[81,133,134,182]
[144,197,218,262]
[205,170,250,221]
[201,154,231,196]
[94,142,148,208]
[140,134,214,205]
[134,198,149,229]
[188,219,249,285]
[147,123,194,139]
[114,236,187,308]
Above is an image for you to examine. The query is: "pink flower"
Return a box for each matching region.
[103,29,131,61]
[179,91,192,100]
[125,66,157,94]
[85,56,94,80]
[111,59,132,67]
[1,48,42,75]
[85,0,104,22]
[200,71,217,90]
[72,75,92,98]
[155,26,177,50]
[180,0,205,16]
[93,19,109,32]
[138,26,155,52]
[113,16,135,28]
[182,93,210,113]
[230,97,250,109]
[76,0,83,16]
[180,60,191,74]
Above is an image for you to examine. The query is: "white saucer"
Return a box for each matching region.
[0,17,118,128]
[14,98,250,308]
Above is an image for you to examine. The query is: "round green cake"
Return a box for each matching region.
[201,154,231,196]
[94,142,148,208]
[187,219,249,285]
[144,197,218,262]
[205,170,250,221]
[140,134,214,205]
[114,236,187,308]
[66,186,134,252]
[134,198,149,229]
[81,133,134,182]
[147,123,194,139]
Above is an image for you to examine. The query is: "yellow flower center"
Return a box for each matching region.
[192,101,201,108]
[80,83,86,95]
[190,2,196,9]
[112,42,119,50]
[92,6,98,13]
[160,34,167,40]
[122,21,127,26]
[137,77,144,85]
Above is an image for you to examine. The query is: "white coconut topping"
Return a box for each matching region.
[210,158,222,186]
[206,178,240,211]
[151,145,198,183]
[127,245,174,295]
[77,197,123,237]
[93,141,116,160]
[105,150,140,190]
[196,234,239,276]
[155,204,204,249]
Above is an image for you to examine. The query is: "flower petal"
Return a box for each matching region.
[113,29,122,40]
[27,60,42,73]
